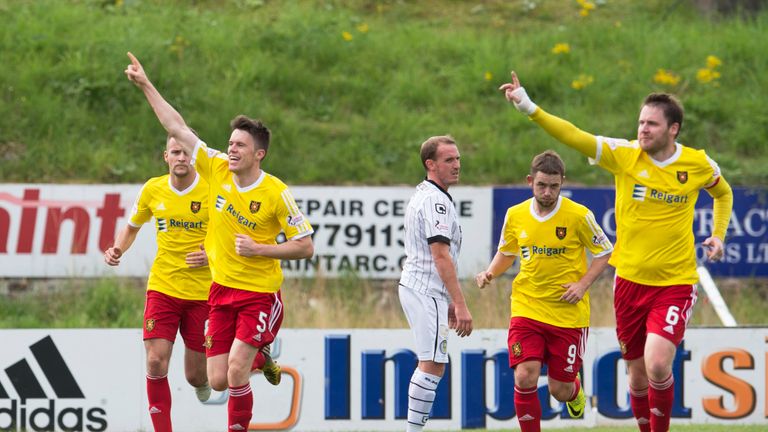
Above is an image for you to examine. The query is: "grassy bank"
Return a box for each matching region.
[1,275,765,328]
[1,0,766,185]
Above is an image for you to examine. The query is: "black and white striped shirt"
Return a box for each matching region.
[399,179,462,299]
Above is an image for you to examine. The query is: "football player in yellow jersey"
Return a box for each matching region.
[499,72,733,432]
[125,52,314,431]
[476,151,613,431]
[104,136,211,432]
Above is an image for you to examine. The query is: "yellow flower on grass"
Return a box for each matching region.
[357,23,369,33]
[484,71,493,81]
[115,0,124,6]
[653,69,681,86]
[342,31,353,41]
[697,68,721,84]
[551,43,571,55]
[169,35,190,59]
[706,55,722,69]
[571,74,594,90]
[577,0,596,16]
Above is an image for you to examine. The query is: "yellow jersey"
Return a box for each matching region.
[593,137,720,285]
[192,141,313,293]
[129,174,211,300]
[498,196,613,328]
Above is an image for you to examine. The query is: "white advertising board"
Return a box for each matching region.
[1,328,766,431]
[0,184,492,279]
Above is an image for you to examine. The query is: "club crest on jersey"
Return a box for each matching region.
[440,340,448,354]
[434,203,447,215]
[619,340,627,355]
[204,335,213,349]
[249,201,261,213]
[677,171,688,184]
[145,319,155,332]
[190,201,201,213]
[556,226,567,240]
[512,341,522,357]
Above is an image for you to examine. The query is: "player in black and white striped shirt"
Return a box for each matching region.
[398,135,473,432]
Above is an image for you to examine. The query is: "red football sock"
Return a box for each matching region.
[514,385,541,432]
[146,375,172,432]
[629,385,651,432]
[251,351,266,371]
[228,383,253,431]
[649,375,674,432]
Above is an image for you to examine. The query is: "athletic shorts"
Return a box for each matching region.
[143,290,209,353]
[205,282,284,357]
[614,275,697,360]
[507,316,587,383]
[399,283,450,363]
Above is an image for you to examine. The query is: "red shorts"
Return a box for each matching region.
[507,317,588,382]
[143,290,209,353]
[614,276,697,360]
[205,282,284,357]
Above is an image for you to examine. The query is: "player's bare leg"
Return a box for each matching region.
[549,375,585,418]
[184,347,210,401]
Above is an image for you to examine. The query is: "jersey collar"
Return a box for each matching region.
[425,178,453,202]
[168,172,200,196]
[235,169,266,193]
[528,195,562,222]
[648,143,683,168]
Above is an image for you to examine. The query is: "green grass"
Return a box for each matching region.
[0,0,766,185]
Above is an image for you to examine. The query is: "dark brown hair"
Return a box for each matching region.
[230,115,271,154]
[530,150,565,178]
[642,93,684,137]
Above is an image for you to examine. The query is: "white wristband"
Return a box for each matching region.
[511,87,538,116]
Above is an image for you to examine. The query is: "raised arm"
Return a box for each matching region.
[125,52,198,155]
[499,71,598,159]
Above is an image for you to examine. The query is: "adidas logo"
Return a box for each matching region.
[518,414,535,421]
[637,169,650,178]
[229,423,246,430]
[149,406,162,414]
[0,335,108,431]
[663,325,675,334]
[564,365,574,373]
[519,230,528,239]
[651,407,665,417]
[156,202,166,211]
[638,417,650,424]
[223,184,232,192]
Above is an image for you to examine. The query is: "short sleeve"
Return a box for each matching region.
[577,210,613,257]
[191,140,228,183]
[497,209,519,256]
[276,187,314,240]
[421,194,452,245]
[128,183,153,227]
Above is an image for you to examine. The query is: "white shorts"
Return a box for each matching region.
[398,283,449,363]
